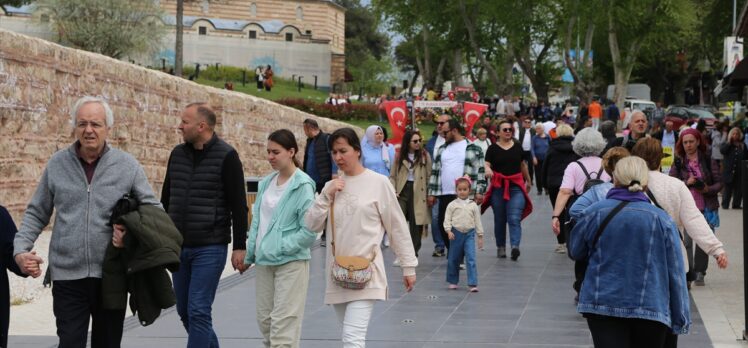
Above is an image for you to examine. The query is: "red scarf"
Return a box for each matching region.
[480,172,533,220]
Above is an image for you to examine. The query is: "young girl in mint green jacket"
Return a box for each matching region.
[244,129,317,347]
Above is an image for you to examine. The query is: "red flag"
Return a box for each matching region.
[383,100,408,145]
[463,102,488,141]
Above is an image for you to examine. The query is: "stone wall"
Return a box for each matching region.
[0,28,355,225]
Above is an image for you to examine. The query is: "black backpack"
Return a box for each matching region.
[575,160,606,194]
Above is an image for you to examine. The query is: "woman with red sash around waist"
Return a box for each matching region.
[482,119,533,261]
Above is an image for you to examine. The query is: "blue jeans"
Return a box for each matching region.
[431,202,445,250]
[446,228,478,286]
[491,184,526,248]
[172,244,228,348]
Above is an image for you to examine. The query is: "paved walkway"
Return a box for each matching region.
[7,190,728,347]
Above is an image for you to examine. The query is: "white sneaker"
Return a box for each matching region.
[393,258,401,266]
[383,234,390,248]
[555,244,567,254]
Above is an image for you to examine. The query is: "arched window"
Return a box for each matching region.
[249,3,257,17]
[296,6,303,20]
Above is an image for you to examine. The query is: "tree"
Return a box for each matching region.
[560,0,599,102]
[334,0,394,94]
[38,0,166,59]
[605,0,672,108]
[175,0,184,77]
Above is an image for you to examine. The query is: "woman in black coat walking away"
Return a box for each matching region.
[721,127,748,209]
[541,124,579,253]
[0,206,26,347]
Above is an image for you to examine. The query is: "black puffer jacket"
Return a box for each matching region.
[542,136,579,190]
[102,204,182,326]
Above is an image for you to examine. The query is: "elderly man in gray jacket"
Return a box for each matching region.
[13,96,160,348]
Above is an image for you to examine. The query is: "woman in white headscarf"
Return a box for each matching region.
[361,125,396,177]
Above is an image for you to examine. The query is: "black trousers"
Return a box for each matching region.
[547,186,565,244]
[315,181,327,241]
[683,229,710,275]
[52,278,126,348]
[586,314,669,348]
[534,158,545,190]
[438,194,457,251]
[398,182,422,257]
[522,151,534,183]
[723,180,743,208]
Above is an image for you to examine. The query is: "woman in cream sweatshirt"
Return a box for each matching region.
[304,128,418,348]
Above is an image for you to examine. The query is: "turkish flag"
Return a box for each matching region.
[383,100,408,145]
[463,102,488,140]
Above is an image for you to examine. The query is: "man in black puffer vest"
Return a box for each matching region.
[162,103,248,347]
[302,118,337,245]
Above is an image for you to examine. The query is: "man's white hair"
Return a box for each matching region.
[70,96,114,128]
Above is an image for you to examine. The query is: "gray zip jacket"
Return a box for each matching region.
[14,143,160,281]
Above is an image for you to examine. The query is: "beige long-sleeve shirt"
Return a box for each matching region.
[304,169,417,305]
[443,198,484,236]
[648,171,725,258]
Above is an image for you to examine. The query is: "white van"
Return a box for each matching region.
[621,99,656,128]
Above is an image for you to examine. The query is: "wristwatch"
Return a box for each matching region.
[551,215,560,220]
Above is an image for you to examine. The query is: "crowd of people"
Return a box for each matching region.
[0,94,741,348]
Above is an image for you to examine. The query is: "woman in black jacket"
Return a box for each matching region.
[0,206,26,347]
[541,124,579,252]
[721,127,747,209]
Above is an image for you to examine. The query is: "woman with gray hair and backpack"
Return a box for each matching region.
[569,156,690,347]
[550,128,611,295]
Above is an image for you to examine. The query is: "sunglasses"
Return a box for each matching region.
[501,128,514,133]
[411,139,421,143]
[436,121,446,125]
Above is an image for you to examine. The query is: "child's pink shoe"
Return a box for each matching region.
[469,287,479,293]
[448,284,458,290]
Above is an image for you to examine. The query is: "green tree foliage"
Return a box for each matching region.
[334,0,395,95]
[377,0,465,95]
[37,0,166,59]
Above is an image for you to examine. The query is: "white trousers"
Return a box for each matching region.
[333,300,375,348]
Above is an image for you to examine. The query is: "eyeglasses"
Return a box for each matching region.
[436,121,446,125]
[411,139,421,143]
[501,128,513,133]
[76,121,105,130]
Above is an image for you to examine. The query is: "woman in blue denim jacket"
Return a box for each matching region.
[569,156,690,347]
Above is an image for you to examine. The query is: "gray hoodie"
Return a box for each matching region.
[14,143,160,281]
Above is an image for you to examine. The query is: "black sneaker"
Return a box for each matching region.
[432,249,445,257]
[510,248,520,261]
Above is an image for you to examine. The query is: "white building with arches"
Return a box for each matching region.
[0,0,346,88]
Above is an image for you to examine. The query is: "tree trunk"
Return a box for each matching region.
[607,0,652,108]
[175,0,184,77]
[414,44,427,95]
[434,56,447,91]
[672,74,688,105]
[452,48,463,86]
[422,29,433,89]
[458,0,501,94]
[409,70,419,95]
[564,10,595,103]
[502,41,514,96]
